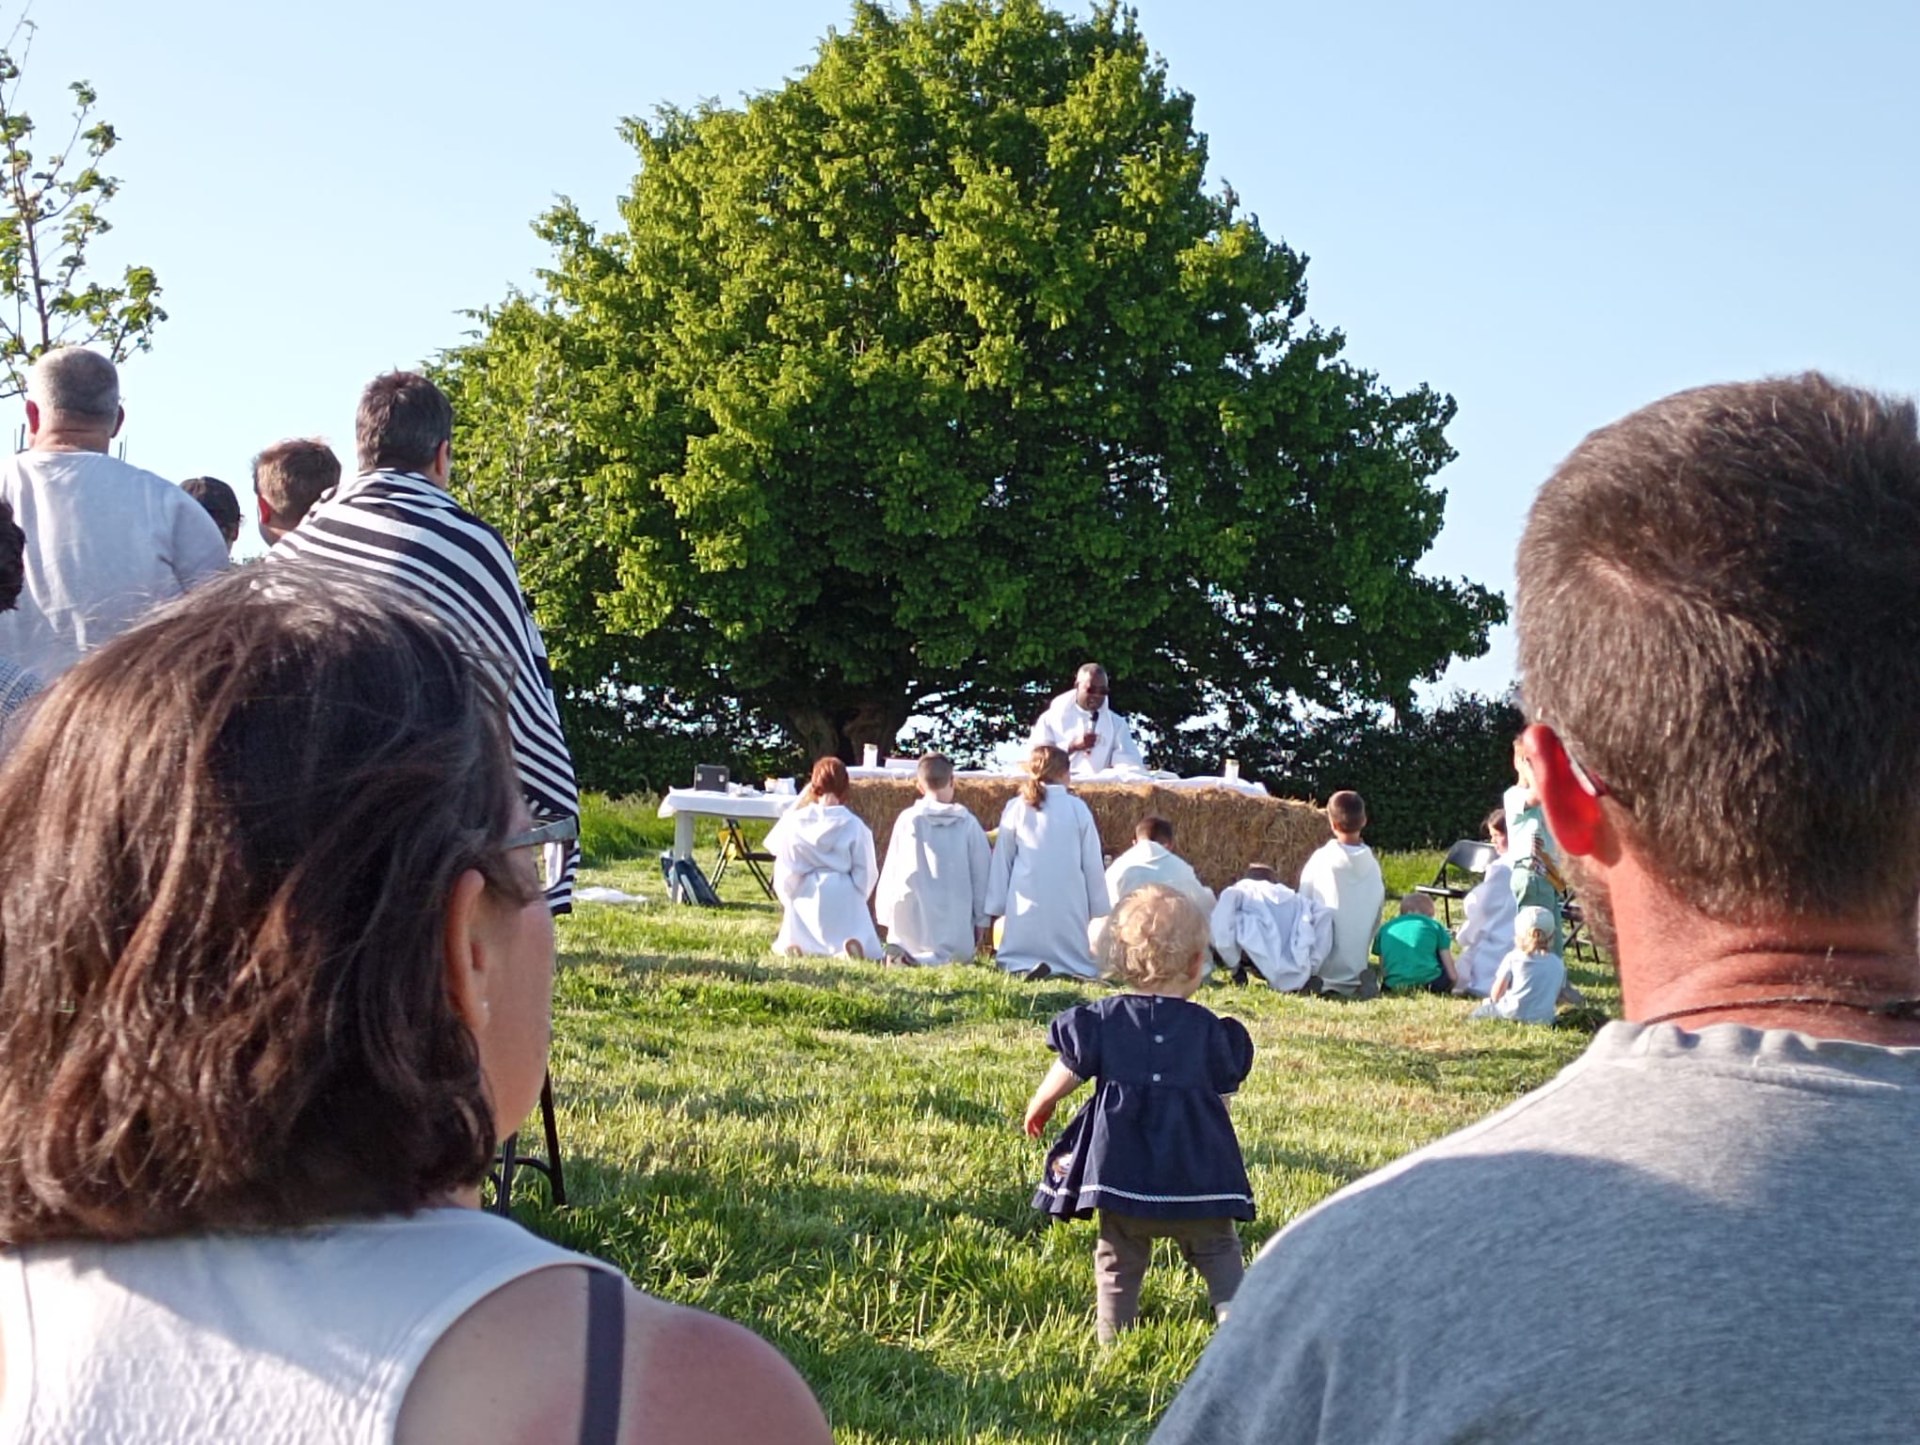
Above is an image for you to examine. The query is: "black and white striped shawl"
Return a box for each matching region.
[269,469,579,913]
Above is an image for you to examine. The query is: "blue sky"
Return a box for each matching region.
[35,0,1920,696]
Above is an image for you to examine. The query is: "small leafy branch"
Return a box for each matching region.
[0,6,164,400]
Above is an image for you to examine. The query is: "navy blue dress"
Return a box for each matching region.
[1032,993,1256,1222]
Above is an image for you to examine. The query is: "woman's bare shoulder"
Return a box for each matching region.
[398,1265,831,1445]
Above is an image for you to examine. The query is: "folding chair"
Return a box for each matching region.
[1562,894,1598,965]
[712,818,776,901]
[487,1071,567,1216]
[1414,839,1497,927]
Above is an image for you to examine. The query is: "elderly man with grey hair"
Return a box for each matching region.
[0,348,227,678]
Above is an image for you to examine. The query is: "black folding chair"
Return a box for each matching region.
[1415,839,1497,927]
[712,818,776,901]
[486,1071,567,1216]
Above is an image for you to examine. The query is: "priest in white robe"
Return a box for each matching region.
[1027,662,1146,778]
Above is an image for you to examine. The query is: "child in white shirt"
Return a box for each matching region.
[875,754,991,964]
[1297,790,1386,998]
[1471,906,1565,1023]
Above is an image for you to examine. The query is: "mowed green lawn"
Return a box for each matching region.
[516,797,1616,1444]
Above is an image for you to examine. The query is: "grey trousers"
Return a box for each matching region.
[1094,1210,1245,1342]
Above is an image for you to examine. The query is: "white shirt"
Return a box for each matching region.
[1027,690,1146,777]
[1297,840,1386,993]
[0,448,228,678]
[0,1209,620,1443]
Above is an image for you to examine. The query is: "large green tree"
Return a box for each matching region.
[441,0,1502,770]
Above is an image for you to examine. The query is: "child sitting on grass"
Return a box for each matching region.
[874,753,991,964]
[1373,892,1457,994]
[765,756,884,960]
[1470,905,1566,1023]
[1024,884,1254,1345]
[1298,790,1387,998]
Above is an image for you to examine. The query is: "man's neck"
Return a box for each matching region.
[1611,869,1920,1045]
[30,431,109,455]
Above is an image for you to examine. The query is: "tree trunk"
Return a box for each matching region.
[782,695,912,764]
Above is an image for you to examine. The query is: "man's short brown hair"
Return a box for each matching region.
[1135,814,1175,845]
[253,438,342,528]
[356,371,453,474]
[1327,790,1366,833]
[1517,373,1920,921]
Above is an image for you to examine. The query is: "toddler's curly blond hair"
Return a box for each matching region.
[1099,884,1210,989]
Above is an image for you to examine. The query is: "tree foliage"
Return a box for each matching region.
[441,0,1503,769]
[1258,690,1525,852]
[0,9,165,398]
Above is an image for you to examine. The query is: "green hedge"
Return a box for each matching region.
[1253,692,1522,852]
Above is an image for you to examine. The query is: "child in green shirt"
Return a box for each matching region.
[1372,893,1457,994]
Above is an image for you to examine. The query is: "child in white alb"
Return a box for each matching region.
[1210,864,1331,993]
[1297,790,1386,998]
[1471,906,1565,1023]
[765,756,884,959]
[1025,884,1254,1345]
[875,753,991,964]
[986,745,1109,980]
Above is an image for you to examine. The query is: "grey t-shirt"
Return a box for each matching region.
[1150,1022,1920,1444]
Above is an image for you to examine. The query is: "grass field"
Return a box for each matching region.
[516,796,1616,1444]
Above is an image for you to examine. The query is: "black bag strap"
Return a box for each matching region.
[579,1268,627,1445]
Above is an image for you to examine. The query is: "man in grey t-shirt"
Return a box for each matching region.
[0,349,227,679]
[1151,375,1920,1444]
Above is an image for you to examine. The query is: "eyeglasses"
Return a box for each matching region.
[502,816,579,889]
[503,817,580,852]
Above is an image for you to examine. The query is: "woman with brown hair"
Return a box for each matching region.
[985,745,1109,980]
[0,566,829,1444]
[763,755,884,958]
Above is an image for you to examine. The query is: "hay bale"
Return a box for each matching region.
[845,778,1327,895]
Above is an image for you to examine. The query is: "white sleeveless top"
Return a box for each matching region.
[0,1207,621,1443]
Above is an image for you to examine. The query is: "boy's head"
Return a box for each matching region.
[1326,790,1367,839]
[1099,884,1209,991]
[916,753,956,800]
[1515,905,1556,955]
[180,476,242,550]
[1135,814,1174,846]
[1399,892,1434,919]
[253,438,343,544]
[1485,806,1508,849]
[1518,374,1920,927]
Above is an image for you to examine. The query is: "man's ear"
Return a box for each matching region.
[23,399,39,439]
[1521,723,1616,862]
[111,405,125,439]
[442,866,492,1034]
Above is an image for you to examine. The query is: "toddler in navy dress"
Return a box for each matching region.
[1023,883,1254,1343]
